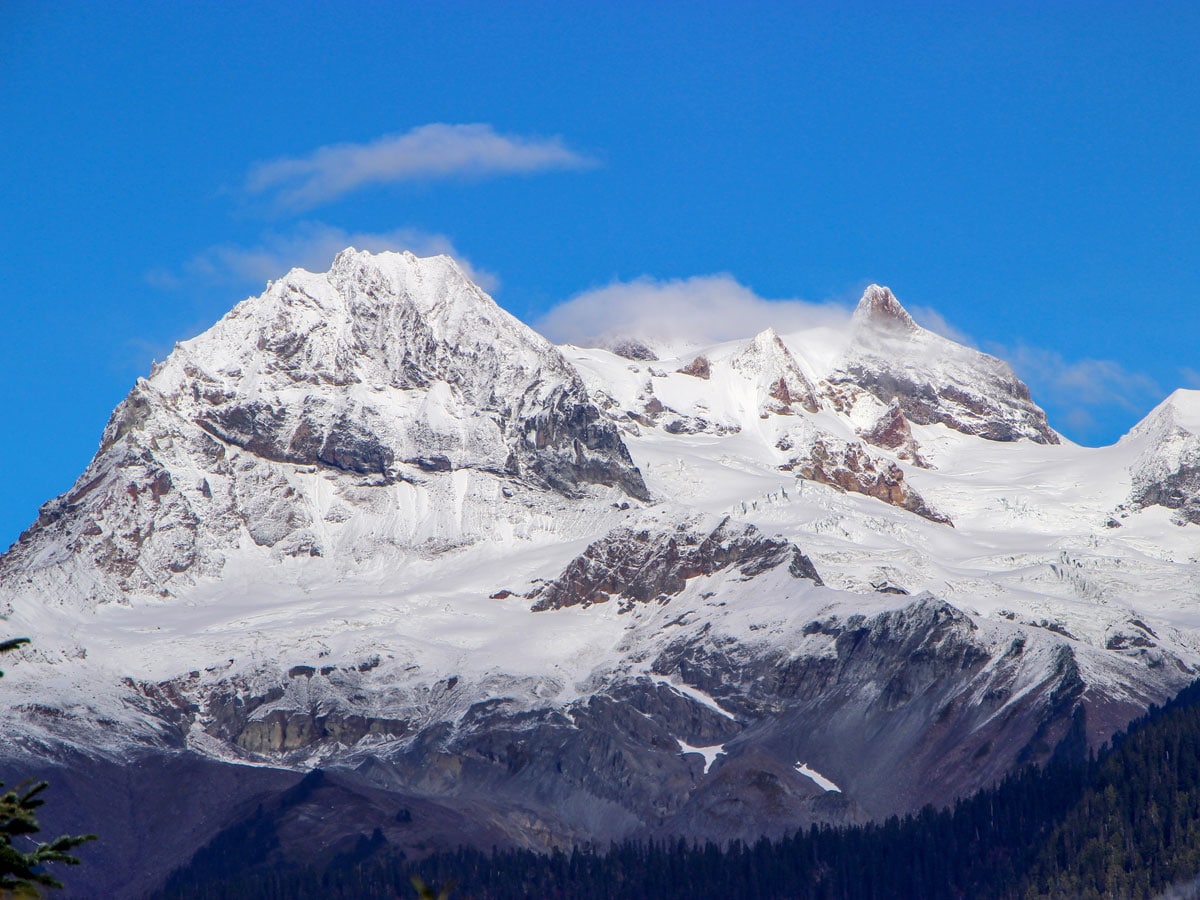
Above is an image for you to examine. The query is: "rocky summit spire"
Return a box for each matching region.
[852,284,919,333]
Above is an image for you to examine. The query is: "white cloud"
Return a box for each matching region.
[246,123,596,210]
[182,222,499,292]
[535,274,852,346]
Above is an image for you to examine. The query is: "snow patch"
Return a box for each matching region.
[677,739,725,774]
[795,762,841,792]
[650,674,738,721]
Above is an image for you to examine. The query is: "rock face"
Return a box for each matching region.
[624,375,742,437]
[177,249,648,500]
[678,354,711,379]
[730,328,821,416]
[777,425,950,524]
[853,283,920,332]
[860,398,930,467]
[647,596,1106,821]
[607,337,659,361]
[826,285,1059,444]
[528,518,822,611]
[38,593,1161,896]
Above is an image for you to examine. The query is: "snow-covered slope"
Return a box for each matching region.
[3,255,1199,894]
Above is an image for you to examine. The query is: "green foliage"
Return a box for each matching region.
[0,638,96,895]
[1021,679,1200,898]
[410,874,454,899]
[0,781,94,894]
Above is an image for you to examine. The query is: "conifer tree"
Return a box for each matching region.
[0,638,95,895]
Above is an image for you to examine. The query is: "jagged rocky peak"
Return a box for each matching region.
[827,285,1059,445]
[1129,388,1200,440]
[851,284,919,334]
[170,248,559,407]
[1126,389,1200,524]
[730,327,820,415]
[155,247,648,499]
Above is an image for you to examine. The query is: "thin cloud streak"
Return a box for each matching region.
[247,124,596,210]
[1000,343,1162,414]
[994,341,1163,443]
[536,274,851,347]
[1180,367,1200,390]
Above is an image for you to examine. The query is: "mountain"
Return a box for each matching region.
[2,253,1198,897]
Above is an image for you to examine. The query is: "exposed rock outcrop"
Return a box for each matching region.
[777,427,950,525]
[529,518,822,611]
[730,328,821,416]
[860,398,930,467]
[678,354,711,379]
[646,596,1123,819]
[626,379,740,436]
[607,337,658,361]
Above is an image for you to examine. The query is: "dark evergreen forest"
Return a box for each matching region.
[156,679,1200,899]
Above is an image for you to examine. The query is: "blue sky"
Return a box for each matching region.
[2,2,1198,548]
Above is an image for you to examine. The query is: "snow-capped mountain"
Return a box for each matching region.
[826,284,1059,444]
[3,250,1200,896]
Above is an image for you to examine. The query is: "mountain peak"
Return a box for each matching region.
[1160,389,1200,435]
[832,284,1058,444]
[733,327,796,372]
[852,285,918,333]
[1128,389,1200,442]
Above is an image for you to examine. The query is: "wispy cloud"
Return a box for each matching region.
[178,222,499,292]
[535,274,852,347]
[246,123,596,211]
[1000,343,1161,414]
[992,341,1163,443]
